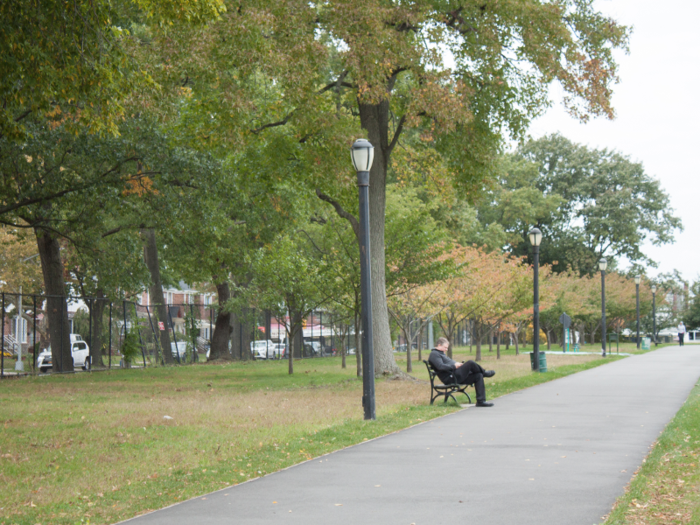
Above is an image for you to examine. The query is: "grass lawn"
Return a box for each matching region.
[1,347,627,524]
[603,376,700,524]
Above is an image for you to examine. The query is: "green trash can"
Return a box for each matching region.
[530,351,547,372]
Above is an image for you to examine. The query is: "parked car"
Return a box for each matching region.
[37,334,90,372]
[250,340,278,359]
[273,343,286,358]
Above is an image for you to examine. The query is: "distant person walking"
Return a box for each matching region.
[678,321,686,346]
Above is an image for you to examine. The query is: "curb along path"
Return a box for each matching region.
[122,347,700,525]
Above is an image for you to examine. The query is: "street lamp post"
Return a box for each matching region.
[599,258,608,357]
[651,285,657,346]
[635,276,641,349]
[351,139,376,421]
[528,228,542,372]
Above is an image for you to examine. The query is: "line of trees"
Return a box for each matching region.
[2,0,685,375]
[387,243,682,371]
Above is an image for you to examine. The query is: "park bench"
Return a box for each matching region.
[423,360,473,405]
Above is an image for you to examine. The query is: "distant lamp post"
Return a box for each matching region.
[599,258,608,357]
[634,276,641,349]
[651,285,657,346]
[528,228,542,372]
[351,138,376,420]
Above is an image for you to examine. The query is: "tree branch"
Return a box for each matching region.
[0,157,145,217]
[251,113,293,134]
[102,226,128,239]
[252,72,354,134]
[14,110,32,122]
[387,114,406,157]
[317,70,353,94]
[315,190,359,240]
[298,228,327,256]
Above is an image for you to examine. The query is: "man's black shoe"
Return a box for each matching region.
[475,401,494,407]
[483,370,496,378]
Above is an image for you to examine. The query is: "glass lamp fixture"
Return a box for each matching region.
[528,227,542,247]
[350,139,375,172]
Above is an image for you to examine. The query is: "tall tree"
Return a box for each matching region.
[139,0,629,375]
[511,134,682,274]
[250,235,330,374]
[0,118,221,370]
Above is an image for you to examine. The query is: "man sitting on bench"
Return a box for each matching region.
[428,337,496,407]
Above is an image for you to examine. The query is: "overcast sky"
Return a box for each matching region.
[527,0,700,284]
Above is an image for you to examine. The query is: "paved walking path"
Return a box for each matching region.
[122,346,700,525]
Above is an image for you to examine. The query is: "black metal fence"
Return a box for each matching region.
[0,293,219,376]
[0,293,362,377]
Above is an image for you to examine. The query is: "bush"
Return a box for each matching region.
[121,330,141,367]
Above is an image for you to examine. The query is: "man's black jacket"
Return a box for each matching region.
[428,349,457,384]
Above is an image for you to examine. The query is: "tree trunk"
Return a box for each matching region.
[341,322,347,369]
[446,327,453,359]
[417,325,422,362]
[140,228,173,364]
[474,319,482,362]
[289,310,303,374]
[404,323,412,373]
[36,229,72,372]
[358,100,400,377]
[89,290,107,367]
[514,325,520,356]
[488,327,493,352]
[210,281,232,360]
[469,319,473,355]
[496,327,501,359]
[406,339,412,373]
[546,330,552,350]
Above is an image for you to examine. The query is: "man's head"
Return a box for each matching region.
[435,337,450,353]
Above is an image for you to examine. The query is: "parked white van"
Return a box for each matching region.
[36,334,90,373]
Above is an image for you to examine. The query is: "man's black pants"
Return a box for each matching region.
[453,360,487,403]
[679,333,685,346]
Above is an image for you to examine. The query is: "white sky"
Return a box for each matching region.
[527,0,700,284]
